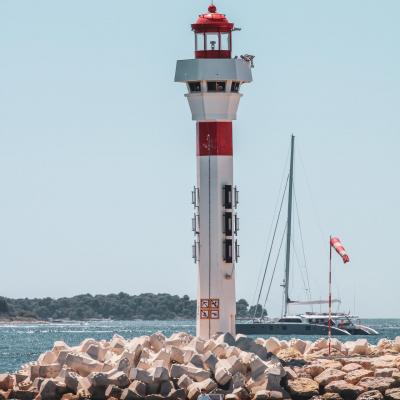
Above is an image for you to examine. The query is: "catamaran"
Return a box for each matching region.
[236,136,378,336]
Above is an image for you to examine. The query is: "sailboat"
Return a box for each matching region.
[236,136,378,336]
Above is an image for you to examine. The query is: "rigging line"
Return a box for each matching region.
[297,144,326,246]
[250,143,291,309]
[252,174,289,319]
[293,186,312,302]
[260,223,287,319]
[291,237,308,299]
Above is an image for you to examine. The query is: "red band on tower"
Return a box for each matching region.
[196,122,233,156]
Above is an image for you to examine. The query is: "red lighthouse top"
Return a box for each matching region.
[192,4,234,59]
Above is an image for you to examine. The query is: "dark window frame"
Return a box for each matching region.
[189,81,201,93]
[231,81,240,93]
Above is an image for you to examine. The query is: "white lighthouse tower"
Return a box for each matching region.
[175,4,253,339]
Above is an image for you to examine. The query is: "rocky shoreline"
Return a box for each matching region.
[1,333,400,400]
[0,318,46,325]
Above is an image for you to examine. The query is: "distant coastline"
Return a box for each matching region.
[0,293,256,322]
[0,316,48,324]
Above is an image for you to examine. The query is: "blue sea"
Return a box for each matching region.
[1,319,399,373]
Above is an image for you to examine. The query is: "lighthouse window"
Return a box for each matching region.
[196,33,205,51]
[188,82,201,92]
[223,239,233,263]
[207,81,226,92]
[223,185,233,208]
[207,82,217,91]
[206,33,219,51]
[223,212,233,236]
[231,82,240,93]
[220,33,230,50]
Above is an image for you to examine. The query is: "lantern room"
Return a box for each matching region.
[192,5,234,59]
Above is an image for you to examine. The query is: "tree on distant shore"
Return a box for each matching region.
[3,293,263,321]
[0,297,9,315]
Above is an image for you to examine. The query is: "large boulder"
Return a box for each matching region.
[304,364,325,379]
[344,369,373,384]
[356,390,383,400]
[170,346,184,364]
[250,357,267,380]
[8,389,37,400]
[370,356,397,371]
[170,364,210,382]
[38,378,63,400]
[52,341,70,354]
[189,354,204,369]
[277,348,303,361]
[86,344,108,362]
[38,364,62,379]
[38,351,58,365]
[214,365,232,386]
[287,378,319,399]
[235,336,269,360]
[284,367,298,381]
[121,380,147,400]
[342,363,362,373]
[107,370,130,388]
[325,380,363,400]
[202,352,218,372]
[63,370,80,394]
[386,388,400,400]
[230,372,246,390]
[393,337,400,352]
[215,332,236,347]
[290,339,308,355]
[314,369,346,387]
[203,339,217,353]
[64,353,102,377]
[358,376,395,393]
[149,332,165,353]
[150,366,169,383]
[0,374,14,391]
[188,337,206,354]
[345,339,371,356]
[253,389,284,399]
[196,378,218,392]
[213,343,228,358]
[374,368,399,377]
[177,374,193,391]
[265,338,281,355]
[79,339,98,354]
[159,380,173,397]
[105,384,122,399]
[128,368,152,384]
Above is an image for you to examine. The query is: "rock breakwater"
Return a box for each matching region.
[1,333,400,400]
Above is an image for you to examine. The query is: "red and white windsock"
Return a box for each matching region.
[330,237,350,264]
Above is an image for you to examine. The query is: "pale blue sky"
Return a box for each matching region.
[0,1,399,318]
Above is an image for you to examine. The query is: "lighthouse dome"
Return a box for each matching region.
[192,4,234,32]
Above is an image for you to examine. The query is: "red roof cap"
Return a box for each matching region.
[192,4,234,32]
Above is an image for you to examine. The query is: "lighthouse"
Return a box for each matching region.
[175,4,253,339]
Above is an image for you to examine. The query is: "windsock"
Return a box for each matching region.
[330,237,350,263]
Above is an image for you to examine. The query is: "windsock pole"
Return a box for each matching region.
[328,235,332,356]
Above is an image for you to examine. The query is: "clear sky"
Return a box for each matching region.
[0,1,399,318]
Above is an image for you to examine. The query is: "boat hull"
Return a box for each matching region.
[236,322,351,336]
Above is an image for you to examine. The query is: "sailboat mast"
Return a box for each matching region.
[284,135,295,316]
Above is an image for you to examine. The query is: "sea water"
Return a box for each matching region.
[1,319,399,372]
